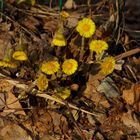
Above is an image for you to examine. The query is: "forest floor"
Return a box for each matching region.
[0,0,140,140]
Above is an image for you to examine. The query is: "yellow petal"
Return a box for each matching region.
[37,73,48,91]
[0,61,17,68]
[12,51,28,61]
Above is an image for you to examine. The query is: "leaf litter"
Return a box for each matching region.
[0,0,140,139]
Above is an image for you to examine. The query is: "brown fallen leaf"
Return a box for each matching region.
[0,121,32,140]
[43,17,59,33]
[0,79,25,115]
[122,82,140,111]
[121,110,140,132]
[64,0,77,9]
[83,74,110,109]
[0,36,12,60]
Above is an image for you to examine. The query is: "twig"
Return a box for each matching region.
[115,48,140,61]
[36,93,100,117]
[1,77,102,117]
[87,0,92,18]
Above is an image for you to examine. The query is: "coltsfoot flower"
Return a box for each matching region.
[89,40,108,54]
[60,11,69,18]
[55,88,71,99]
[62,59,78,75]
[0,60,17,68]
[100,56,115,75]
[76,18,96,38]
[41,61,60,75]
[37,73,48,91]
[12,51,28,61]
[52,24,66,47]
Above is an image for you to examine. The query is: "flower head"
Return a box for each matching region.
[55,88,71,99]
[41,61,60,75]
[76,18,96,38]
[89,40,108,54]
[62,59,78,75]
[0,60,17,68]
[100,56,115,75]
[60,11,69,18]
[37,73,48,91]
[52,24,66,47]
[12,51,28,61]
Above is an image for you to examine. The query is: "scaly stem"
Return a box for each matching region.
[90,51,93,60]
[80,37,85,61]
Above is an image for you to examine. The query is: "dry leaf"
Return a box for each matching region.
[0,37,12,60]
[95,29,103,38]
[84,74,110,108]
[0,123,32,140]
[97,77,120,98]
[4,91,26,115]
[122,87,135,105]
[43,17,59,33]
[64,0,77,9]
[121,111,140,132]
[0,79,25,115]
[122,82,140,111]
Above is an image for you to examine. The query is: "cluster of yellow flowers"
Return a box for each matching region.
[46,16,116,96]
[40,59,78,76]
[76,17,116,76]
[0,14,117,100]
[37,59,78,92]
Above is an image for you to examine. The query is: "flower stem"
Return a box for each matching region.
[80,37,85,61]
[90,51,93,60]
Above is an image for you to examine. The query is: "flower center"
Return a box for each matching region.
[66,63,73,69]
[83,24,90,32]
[48,63,55,70]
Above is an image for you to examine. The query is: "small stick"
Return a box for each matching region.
[87,0,92,18]
[36,93,100,117]
[115,48,140,61]
[2,78,102,117]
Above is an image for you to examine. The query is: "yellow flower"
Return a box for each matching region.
[62,59,78,75]
[100,56,115,75]
[41,61,60,75]
[60,11,69,18]
[37,73,48,91]
[52,24,66,47]
[12,51,28,61]
[89,40,108,54]
[76,18,96,38]
[55,88,71,99]
[0,60,17,68]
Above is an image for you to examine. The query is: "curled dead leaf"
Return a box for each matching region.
[122,82,140,111]
[64,0,77,9]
